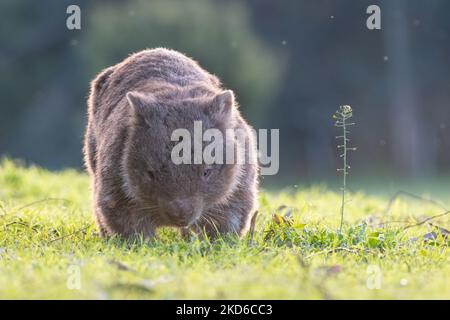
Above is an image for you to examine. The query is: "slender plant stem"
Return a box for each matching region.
[339,116,347,234]
[335,105,354,234]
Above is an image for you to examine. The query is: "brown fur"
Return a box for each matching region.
[83,48,258,239]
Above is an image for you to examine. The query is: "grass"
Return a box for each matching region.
[0,158,448,299]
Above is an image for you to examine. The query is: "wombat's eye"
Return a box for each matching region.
[147,170,155,180]
[202,166,213,179]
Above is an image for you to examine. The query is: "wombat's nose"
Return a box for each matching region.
[162,197,203,227]
[164,199,194,225]
[168,199,191,216]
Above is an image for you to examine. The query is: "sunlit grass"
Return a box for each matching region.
[0,158,448,299]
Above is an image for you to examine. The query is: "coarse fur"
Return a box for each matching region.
[83,48,258,240]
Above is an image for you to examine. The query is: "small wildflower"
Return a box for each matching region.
[340,105,352,116]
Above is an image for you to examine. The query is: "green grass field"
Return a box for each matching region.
[0,158,448,299]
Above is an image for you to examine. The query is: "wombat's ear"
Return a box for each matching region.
[210,90,235,120]
[126,91,154,113]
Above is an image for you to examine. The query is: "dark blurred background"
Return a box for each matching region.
[1,0,450,187]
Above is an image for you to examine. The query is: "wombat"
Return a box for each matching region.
[83,48,258,240]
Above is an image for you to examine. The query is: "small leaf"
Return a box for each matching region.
[272,207,294,226]
[272,212,284,225]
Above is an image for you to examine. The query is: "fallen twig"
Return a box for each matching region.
[402,210,450,231]
[4,221,30,228]
[47,226,90,244]
[16,198,71,211]
[382,191,448,216]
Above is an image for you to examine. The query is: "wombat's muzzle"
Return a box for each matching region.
[160,197,203,227]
